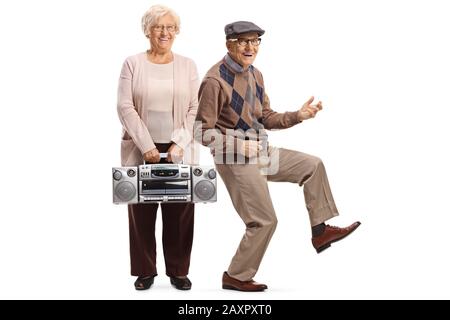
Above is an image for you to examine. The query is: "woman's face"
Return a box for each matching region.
[149,14,177,53]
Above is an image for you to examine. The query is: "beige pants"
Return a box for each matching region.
[215,147,339,281]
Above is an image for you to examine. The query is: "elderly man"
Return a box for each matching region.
[195,21,361,291]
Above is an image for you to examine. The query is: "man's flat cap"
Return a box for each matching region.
[224,21,265,39]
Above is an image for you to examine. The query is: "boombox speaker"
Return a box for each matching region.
[191,166,217,203]
[112,167,138,204]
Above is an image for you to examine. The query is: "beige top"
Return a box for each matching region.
[145,61,174,143]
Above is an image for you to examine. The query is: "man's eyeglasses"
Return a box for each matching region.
[228,38,262,47]
[152,25,177,33]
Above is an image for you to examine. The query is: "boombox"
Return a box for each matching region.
[112,163,217,204]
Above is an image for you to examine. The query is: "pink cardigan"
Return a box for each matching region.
[117,52,199,166]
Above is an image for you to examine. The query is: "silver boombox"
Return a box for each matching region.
[112,158,217,204]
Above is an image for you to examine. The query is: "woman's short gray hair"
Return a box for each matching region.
[141,5,180,37]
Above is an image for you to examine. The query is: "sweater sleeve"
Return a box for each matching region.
[117,58,156,154]
[171,59,199,149]
[261,92,302,130]
[195,78,243,154]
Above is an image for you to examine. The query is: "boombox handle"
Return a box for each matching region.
[144,153,184,165]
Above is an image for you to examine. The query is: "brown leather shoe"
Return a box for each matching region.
[312,221,361,253]
[222,272,267,292]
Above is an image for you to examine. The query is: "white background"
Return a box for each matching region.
[1,0,449,299]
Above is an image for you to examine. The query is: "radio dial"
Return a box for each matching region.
[113,170,122,181]
[208,169,216,179]
[193,168,203,176]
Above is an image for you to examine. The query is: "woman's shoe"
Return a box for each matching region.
[134,275,155,290]
[170,276,192,290]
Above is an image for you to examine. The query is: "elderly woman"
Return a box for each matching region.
[117,5,199,290]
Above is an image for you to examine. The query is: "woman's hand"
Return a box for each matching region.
[143,148,161,163]
[167,143,184,163]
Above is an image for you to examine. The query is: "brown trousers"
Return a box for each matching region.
[216,147,339,281]
[128,143,195,277]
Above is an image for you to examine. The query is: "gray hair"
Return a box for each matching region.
[141,4,180,37]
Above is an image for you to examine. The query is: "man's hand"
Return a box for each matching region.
[143,148,160,163]
[239,140,262,158]
[297,96,323,121]
[167,143,184,163]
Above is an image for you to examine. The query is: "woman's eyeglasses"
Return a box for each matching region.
[152,25,176,33]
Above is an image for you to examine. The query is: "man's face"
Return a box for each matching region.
[226,32,260,70]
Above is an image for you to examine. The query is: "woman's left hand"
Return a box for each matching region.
[167,143,184,163]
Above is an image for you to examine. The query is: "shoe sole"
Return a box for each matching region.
[316,222,361,254]
[170,280,192,290]
[134,282,153,290]
[171,285,191,290]
[222,284,267,292]
[135,286,152,291]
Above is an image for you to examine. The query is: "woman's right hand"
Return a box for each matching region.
[143,148,160,163]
